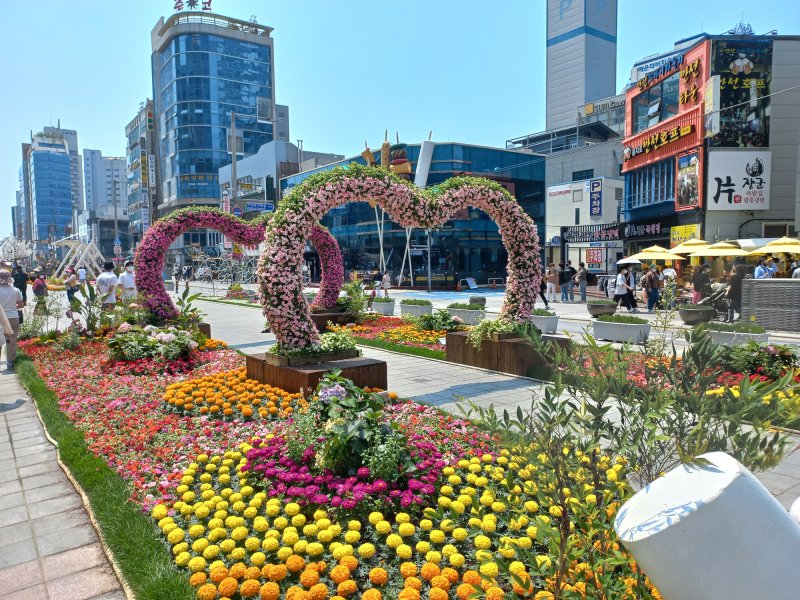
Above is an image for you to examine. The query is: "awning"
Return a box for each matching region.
[735,238,778,249]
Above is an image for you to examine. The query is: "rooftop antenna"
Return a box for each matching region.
[396,132,400,144]
[428,131,433,141]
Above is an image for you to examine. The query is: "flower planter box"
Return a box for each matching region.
[372,300,396,316]
[708,331,770,346]
[491,332,519,342]
[400,303,433,317]
[259,349,361,368]
[246,352,386,394]
[591,321,650,344]
[587,303,618,318]
[310,310,350,332]
[448,308,485,325]
[679,306,715,325]
[446,331,572,376]
[531,315,559,334]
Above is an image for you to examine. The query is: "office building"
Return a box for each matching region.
[78,150,129,258]
[43,124,84,234]
[279,143,545,287]
[275,104,290,142]
[125,100,158,248]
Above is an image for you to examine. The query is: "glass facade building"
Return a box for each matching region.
[29,151,73,247]
[151,14,275,215]
[280,143,545,287]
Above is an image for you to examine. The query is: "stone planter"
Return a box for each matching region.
[448,308,485,325]
[531,315,559,334]
[400,303,433,317]
[469,296,487,307]
[679,306,715,325]
[587,302,618,318]
[372,300,396,316]
[708,331,770,346]
[591,321,650,344]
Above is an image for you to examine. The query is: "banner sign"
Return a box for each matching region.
[586,179,603,217]
[707,150,771,211]
[562,223,621,243]
[585,248,604,265]
[245,202,275,212]
[670,224,702,248]
[675,151,702,211]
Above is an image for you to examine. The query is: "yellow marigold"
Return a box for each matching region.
[429,589,448,600]
[535,592,555,600]
[400,562,418,579]
[189,572,208,588]
[260,582,281,600]
[218,577,239,598]
[240,579,261,597]
[369,568,388,586]
[337,580,358,597]
[339,555,359,573]
[197,583,217,600]
[398,589,420,600]
[358,543,375,559]
[286,555,306,573]
[309,583,329,600]
[300,569,321,588]
[330,565,351,585]
[362,590,382,600]
[420,563,441,581]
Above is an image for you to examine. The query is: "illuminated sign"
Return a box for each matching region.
[623,124,694,162]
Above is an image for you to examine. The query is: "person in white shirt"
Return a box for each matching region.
[77,266,87,286]
[613,267,637,312]
[792,265,800,279]
[0,269,25,370]
[117,260,137,302]
[95,262,119,309]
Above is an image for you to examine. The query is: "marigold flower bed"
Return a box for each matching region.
[330,318,446,352]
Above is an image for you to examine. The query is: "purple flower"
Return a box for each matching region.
[357,467,370,478]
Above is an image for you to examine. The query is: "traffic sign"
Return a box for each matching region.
[246,202,275,212]
[232,206,243,218]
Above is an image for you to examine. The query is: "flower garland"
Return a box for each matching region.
[134,207,343,320]
[259,163,542,351]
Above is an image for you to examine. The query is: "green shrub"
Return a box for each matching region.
[372,296,394,303]
[680,303,715,309]
[448,302,484,311]
[400,298,432,306]
[587,298,617,305]
[717,340,797,380]
[702,322,766,333]
[532,308,556,317]
[596,314,648,325]
[466,318,517,349]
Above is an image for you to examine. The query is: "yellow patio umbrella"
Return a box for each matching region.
[629,245,686,261]
[747,236,800,256]
[671,238,711,254]
[688,241,749,257]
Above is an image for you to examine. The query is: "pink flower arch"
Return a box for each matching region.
[260,164,542,351]
[134,207,343,321]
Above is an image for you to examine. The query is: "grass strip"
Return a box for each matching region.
[354,336,446,360]
[198,296,261,308]
[15,353,194,600]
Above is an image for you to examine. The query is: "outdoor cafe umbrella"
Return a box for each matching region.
[629,245,686,261]
[670,238,711,254]
[688,241,750,257]
[747,236,800,256]
[616,257,641,266]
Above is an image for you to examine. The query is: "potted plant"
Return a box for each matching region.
[587,298,618,318]
[400,298,433,317]
[698,322,769,346]
[371,296,396,316]
[469,296,487,308]
[530,308,558,334]
[447,302,485,325]
[678,304,716,325]
[591,314,650,344]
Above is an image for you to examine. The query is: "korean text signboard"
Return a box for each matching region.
[675,151,701,211]
[586,179,603,218]
[585,248,604,266]
[562,223,621,243]
[707,150,771,211]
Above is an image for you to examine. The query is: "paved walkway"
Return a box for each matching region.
[0,370,125,600]
[196,297,800,509]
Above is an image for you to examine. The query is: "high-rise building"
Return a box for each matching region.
[546,0,618,131]
[78,149,129,258]
[275,104,290,142]
[43,124,84,233]
[125,99,158,248]
[150,12,276,216]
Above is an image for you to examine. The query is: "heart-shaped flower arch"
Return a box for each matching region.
[260,163,542,352]
[134,206,343,321]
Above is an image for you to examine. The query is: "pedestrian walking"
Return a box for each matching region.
[545,263,558,303]
[183,265,193,292]
[0,269,25,370]
[381,272,391,298]
[613,267,637,312]
[574,262,588,302]
[644,265,660,312]
[565,261,577,302]
[692,264,712,303]
[77,265,87,286]
[117,260,138,302]
[538,276,550,309]
[12,264,28,305]
[64,267,79,305]
[96,262,119,310]
[31,271,48,313]
[173,264,182,284]
[558,264,569,303]
[725,264,744,322]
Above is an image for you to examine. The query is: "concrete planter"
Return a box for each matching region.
[448,308,485,325]
[679,306,715,325]
[469,296,487,307]
[531,315,559,334]
[591,321,650,344]
[372,300,396,316]
[587,302,618,318]
[400,303,433,317]
[708,331,770,346]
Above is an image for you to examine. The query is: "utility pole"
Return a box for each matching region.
[113,178,119,257]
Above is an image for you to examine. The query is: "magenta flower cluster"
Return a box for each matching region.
[259,165,542,351]
[133,207,343,320]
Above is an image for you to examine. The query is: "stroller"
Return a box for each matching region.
[698,281,729,320]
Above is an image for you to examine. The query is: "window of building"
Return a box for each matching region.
[763,223,796,238]
[632,72,681,133]
[624,158,675,210]
[575,207,580,225]
[572,169,594,181]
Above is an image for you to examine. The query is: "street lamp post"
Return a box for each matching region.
[426,229,432,293]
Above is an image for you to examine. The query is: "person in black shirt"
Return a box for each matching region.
[692,264,712,303]
[11,265,28,304]
[725,264,744,322]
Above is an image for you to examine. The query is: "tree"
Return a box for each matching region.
[0,237,34,265]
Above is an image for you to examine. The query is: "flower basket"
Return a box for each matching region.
[448,308,485,325]
[531,314,559,334]
[679,305,715,325]
[591,320,650,344]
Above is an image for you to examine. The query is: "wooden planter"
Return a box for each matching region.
[400,303,433,317]
[310,310,350,332]
[372,301,396,316]
[587,303,618,318]
[591,321,650,344]
[246,352,387,394]
[259,349,361,368]
[198,322,211,338]
[448,308,485,325]
[446,331,572,376]
[708,331,769,346]
[679,306,715,325]
[531,315,559,334]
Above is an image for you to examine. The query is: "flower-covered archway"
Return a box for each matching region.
[135,207,343,321]
[260,163,542,351]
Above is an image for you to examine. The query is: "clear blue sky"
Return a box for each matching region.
[1,0,796,236]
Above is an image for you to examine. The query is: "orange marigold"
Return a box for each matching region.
[267,563,288,581]
[404,577,423,591]
[420,563,441,581]
[190,572,208,587]
[286,586,305,600]
[441,568,459,584]
[230,563,248,580]
[486,586,505,600]
[456,583,476,600]
[241,579,261,598]
[400,562,418,579]
[260,582,281,600]
[211,566,230,583]
[286,555,307,573]
[512,574,534,596]
[362,590,382,600]
[300,569,321,589]
[339,555,359,572]
[218,577,239,598]
[309,583,330,600]
[244,567,262,580]
[398,589,421,600]
[369,568,389,587]
[337,580,358,597]
[330,565,351,585]
[429,589,448,600]
[462,570,482,585]
[430,575,451,591]
[197,583,217,600]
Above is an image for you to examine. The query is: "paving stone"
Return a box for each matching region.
[47,565,121,600]
[28,494,82,520]
[1,583,49,600]
[0,451,14,462]
[11,428,43,441]
[15,450,58,468]
[17,460,59,479]
[0,505,28,528]
[15,443,52,456]
[8,421,40,433]
[88,592,127,600]
[14,435,48,449]
[24,480,74,504]
[0,478,22,497]
[0,538,38,570]
[32,507,89,538]
[21,472,64,491]
[0,557,43,595]
[0,468,18,483]
[0,491,25,510]
[0,521,33,545]
[36,523,96,558]
[41,543,108,582]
